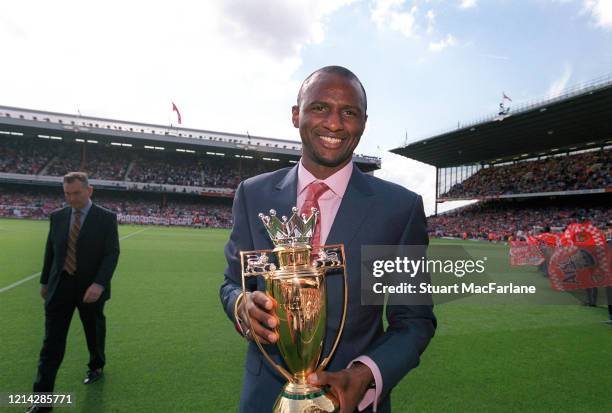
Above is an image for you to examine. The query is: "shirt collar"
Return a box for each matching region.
[297,159,353,198]
[73,199,92,216]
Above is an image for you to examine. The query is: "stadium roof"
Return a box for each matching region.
[0,104,381,171]
[391,74,612,168]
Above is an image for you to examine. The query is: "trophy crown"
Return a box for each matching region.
[259,207,318,247]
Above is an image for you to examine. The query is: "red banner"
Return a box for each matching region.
[548,223,612,291]
[534,233,560,259]
[509,239,545,266]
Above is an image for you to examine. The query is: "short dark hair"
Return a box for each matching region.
[297,65,367,113]
[63,172,89,187]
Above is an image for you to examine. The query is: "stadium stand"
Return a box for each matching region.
[0,135,55,175]
[0,135,275,187]
[441,148,611,198]
[0,104,380,228]
[125,152,273,188]
[392,74,612,240]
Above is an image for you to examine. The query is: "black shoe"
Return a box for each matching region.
[25,406,52,413]
[83,368,103,384]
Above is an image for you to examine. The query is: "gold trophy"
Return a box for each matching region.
[240,207,347,413]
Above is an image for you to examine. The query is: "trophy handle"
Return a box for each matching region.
[317,244,348,372]
[240,251,294,383]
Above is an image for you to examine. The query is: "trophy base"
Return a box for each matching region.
[273,382,339,413]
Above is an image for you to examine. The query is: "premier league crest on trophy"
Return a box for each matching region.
[240,207,347,413]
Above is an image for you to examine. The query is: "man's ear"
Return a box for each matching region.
[291,105,299,128]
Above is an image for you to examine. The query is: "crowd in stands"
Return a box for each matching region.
[86,147,130,181]
[0,187,232,228]
[0,135,280,189]
[442,148,611,198]
[429,197,612,241]
[127,155,203,187]
[0,189,62,219]
[0,136,55,175]
[103,197,232,228]
[125,153,276,188]
[44,145,132,181]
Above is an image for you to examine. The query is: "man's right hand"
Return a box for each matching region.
[40,284,48,300]
[239,291,279,344]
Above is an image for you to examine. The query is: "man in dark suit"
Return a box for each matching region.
[28,172,120,413]
[220,66,436,412]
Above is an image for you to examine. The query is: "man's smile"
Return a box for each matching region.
[318,134,345,149]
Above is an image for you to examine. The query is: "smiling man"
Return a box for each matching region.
[220,66,436,412]
[27,172,120,413]
[294,67,367,177]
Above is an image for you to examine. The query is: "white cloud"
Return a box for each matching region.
[429,33,456,52]
[582,0,612,29]
[221,0,357,57]
[426,9,436,34]
[370,1,460,52]
[459,0,477,9]
[547,64,572,97]
[370,0,419,37]
[0,0,355,139]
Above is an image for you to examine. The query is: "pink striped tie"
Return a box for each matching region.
[300,182,329,250]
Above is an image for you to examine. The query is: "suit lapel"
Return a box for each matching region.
[273,165,299,219]
[252,166,299,253]
[326,166,375,246]
[60,207,71,247]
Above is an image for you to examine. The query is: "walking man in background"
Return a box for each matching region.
[28,172,120,413]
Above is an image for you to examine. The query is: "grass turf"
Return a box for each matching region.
[0,218,610,412]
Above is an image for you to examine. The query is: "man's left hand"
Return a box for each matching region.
[83,283,105,303]
[307,362,373,413]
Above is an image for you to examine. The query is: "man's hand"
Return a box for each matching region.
[40,285,48,300]
[307,362,374,413]
[239,291,278,344]
[83,283,105,303]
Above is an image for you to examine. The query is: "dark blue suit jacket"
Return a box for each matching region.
[41,204,120,303]
[220,164,436,412]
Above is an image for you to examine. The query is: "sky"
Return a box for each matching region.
[1,0,611,215]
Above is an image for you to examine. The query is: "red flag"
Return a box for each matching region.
[548,223,612,291]
[172,102,182,124]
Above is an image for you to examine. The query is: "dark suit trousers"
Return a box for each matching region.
[33,272,106,392]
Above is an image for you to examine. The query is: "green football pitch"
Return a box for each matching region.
[1,218,610,412]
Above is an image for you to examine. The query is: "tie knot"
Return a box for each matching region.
[306,182,329,202]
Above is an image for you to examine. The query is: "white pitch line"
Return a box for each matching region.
[0,272,41,294]
[119,227,148,240]
[0,227,149,294]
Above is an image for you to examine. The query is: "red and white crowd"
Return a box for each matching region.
[442,148,611,198]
